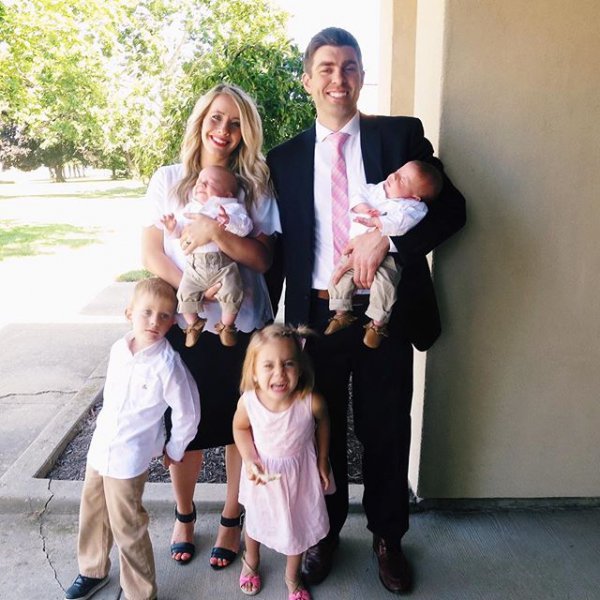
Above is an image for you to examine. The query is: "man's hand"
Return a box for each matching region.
[333,229,390,289]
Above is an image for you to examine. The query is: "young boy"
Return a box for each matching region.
[160,165,253,348]
[65,278,200,600]
[326,160,443,348]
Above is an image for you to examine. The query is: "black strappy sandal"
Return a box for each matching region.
[170,502,196,565]
[209,510,245,570]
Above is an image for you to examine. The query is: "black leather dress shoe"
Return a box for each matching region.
[301,534,340,585]
[373,535,412,594]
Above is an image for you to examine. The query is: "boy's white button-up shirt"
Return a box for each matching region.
[87,332,200,479]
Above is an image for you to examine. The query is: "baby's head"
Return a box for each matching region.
[240,324,315,398]
[195,165,238,203]
[125,278,177,350]
[383,160,443,203]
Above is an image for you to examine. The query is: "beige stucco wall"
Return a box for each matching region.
[382,0,600,498]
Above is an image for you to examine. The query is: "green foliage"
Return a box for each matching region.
[0,0,122,179]
[0,0,314,181]
[116,269,153,282]
[0,0,314,180]
[126,0,315,179]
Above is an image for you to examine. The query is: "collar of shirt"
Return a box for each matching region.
[315,111,361,142]
[122,330,168,362]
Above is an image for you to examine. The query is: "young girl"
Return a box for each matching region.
[233,324,333,600]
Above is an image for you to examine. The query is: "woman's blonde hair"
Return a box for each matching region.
[174,83,272,209]
[240,324,315,397]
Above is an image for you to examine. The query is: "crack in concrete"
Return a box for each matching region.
[0,390,76,402]
[38,479,64,592]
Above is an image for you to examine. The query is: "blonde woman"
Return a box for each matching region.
[142,83,280,568]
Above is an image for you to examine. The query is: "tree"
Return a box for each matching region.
[127,0,315,179]
[0,0,314,181]
[0,0,124,180]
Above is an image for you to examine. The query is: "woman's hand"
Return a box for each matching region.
[180,213,221,254]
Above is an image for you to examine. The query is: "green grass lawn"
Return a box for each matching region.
[0,175,146,267]
[0,220,102,260]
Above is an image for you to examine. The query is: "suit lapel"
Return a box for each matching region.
[360,115,383,184]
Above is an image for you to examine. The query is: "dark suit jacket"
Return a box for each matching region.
[266,114,466,351]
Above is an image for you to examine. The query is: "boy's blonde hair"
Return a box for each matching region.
[129,277,177,313]
[240,324,315,397]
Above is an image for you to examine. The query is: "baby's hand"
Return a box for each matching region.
[353,215,382,230]
[215,205,230,227]
[160,213,177,234]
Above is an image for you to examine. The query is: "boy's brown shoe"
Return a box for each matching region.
[184,318,207,348]
[324,312,357,335]
[363,321,389,349]
[215,322,238,347]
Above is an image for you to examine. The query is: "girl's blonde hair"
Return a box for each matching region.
[240,324,315,397]
[174,83,272,209]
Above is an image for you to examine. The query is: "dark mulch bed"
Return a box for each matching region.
[48,398,364,484]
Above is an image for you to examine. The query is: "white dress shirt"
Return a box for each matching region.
[312,113,366,290]
[312,113,397,290]
[87,332,200,479]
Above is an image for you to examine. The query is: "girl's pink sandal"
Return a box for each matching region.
[239,553,261,596]
[285,577,311,600]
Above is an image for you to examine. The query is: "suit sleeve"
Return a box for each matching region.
[265,151,285,312]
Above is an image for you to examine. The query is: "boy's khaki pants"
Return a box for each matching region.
[77,465,156,600]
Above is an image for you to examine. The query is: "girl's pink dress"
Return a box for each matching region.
[239,390,331,555]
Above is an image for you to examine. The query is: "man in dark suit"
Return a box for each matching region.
[266,28,466,594]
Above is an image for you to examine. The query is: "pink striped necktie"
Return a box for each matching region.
[328,131,350,265]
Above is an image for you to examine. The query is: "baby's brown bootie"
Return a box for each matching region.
[363,321,389,349]
[324,312,357,335]
[215,322,238,347]
[184,318,207,348]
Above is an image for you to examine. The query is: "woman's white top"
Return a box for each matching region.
[144,164,281,333]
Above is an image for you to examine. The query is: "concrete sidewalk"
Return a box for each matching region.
[1,282,599,599]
